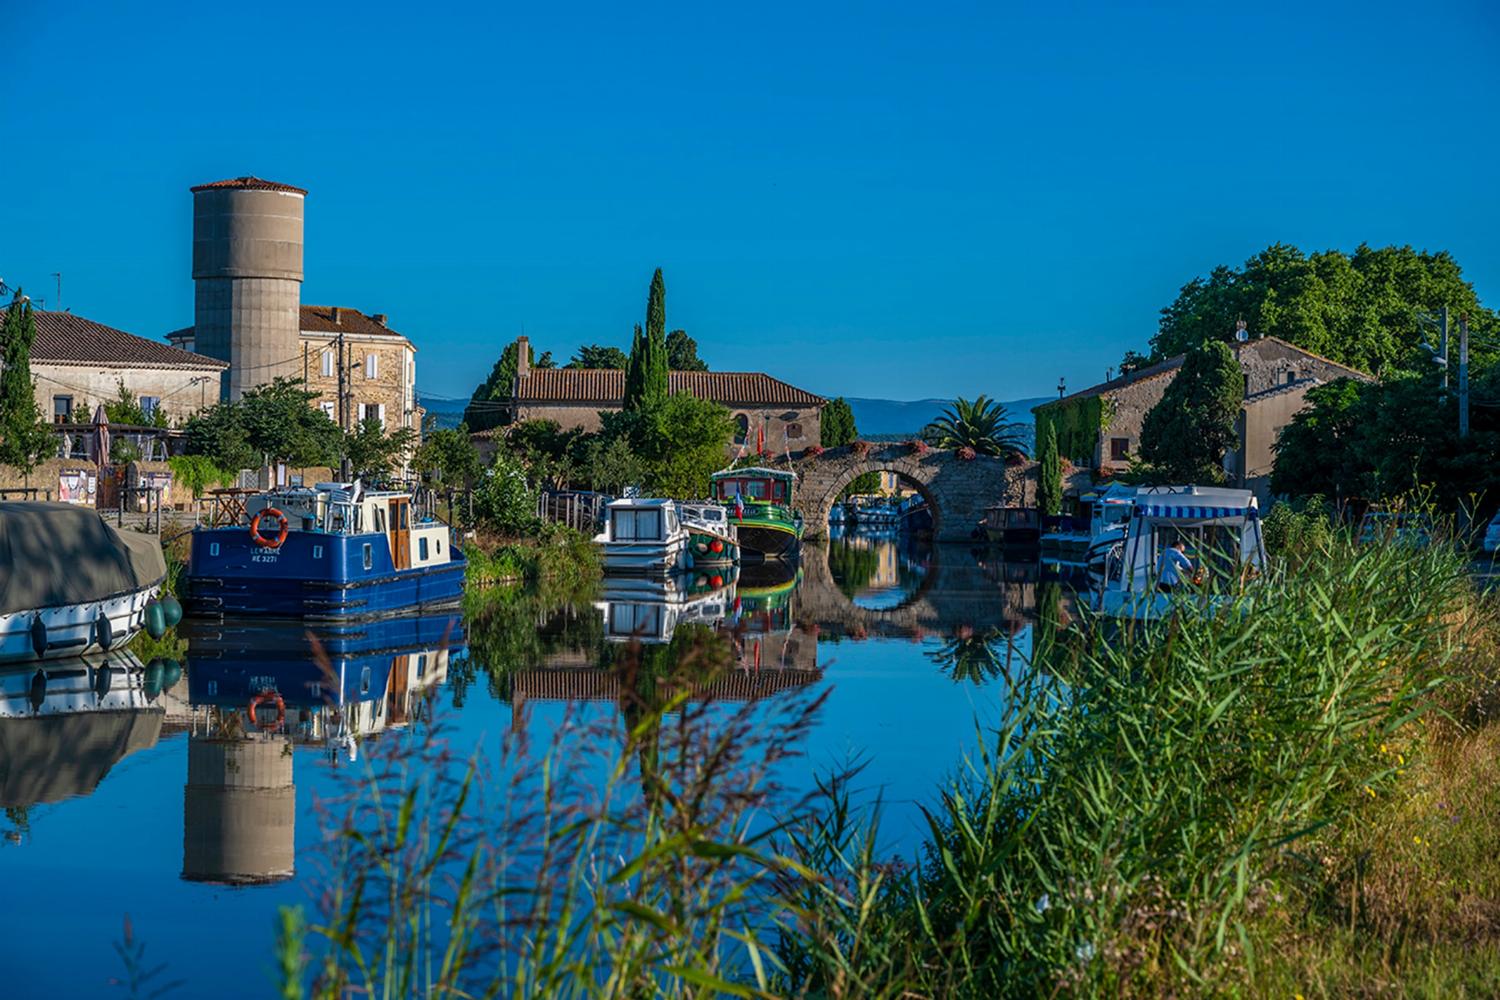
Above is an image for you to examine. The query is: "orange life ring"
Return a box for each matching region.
[249,507,290,549]
[249,691,286,729]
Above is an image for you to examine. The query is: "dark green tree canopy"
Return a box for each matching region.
[1137,340,1244,484]
[566,344,629,369]
[183,377,344,471]
[1036,420,1062,516]
[1145,243,1497,376]
[414,426,484,487]
[666,330,708,371]
[820,397,857,447]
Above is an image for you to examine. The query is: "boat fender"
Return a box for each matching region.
[709,539,724,554]
[93,664,112,696]
[144,601,168,640]
[249,507,291,549]
[29,669,46,712]
[94,613,114,650]
[143,658,166,700]
[159,595,184,628]
[160,658,183,690]
[710,574,724,588]
[249,690,287,730]
[695,541,708,553]
[681,551,694,570]
[29,616,47,658]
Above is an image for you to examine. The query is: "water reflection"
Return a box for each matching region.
[826,531,930,610]
[0,651,164,840]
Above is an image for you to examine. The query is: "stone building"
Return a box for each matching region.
[4,308,228,425]
[169,305,420,434]
[493,336,825,454]
[1034,335,1371,503]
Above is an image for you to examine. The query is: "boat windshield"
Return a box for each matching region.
[715,477,786,502]
[612,506,664,541]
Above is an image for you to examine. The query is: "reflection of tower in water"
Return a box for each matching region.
[182,732,295,885]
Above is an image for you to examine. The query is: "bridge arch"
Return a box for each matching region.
[791,443,1016,542]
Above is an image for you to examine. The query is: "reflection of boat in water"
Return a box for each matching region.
[0,502,169,664]
[982,505,1041,550]
[595,572,737,644]
[180,613,465,753]
[0,650,164,811]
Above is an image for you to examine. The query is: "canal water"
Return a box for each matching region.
[0,533,1059,996]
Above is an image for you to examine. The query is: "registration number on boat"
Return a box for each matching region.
[251,552,280,564]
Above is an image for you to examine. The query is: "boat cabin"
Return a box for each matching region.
[1101,487,1267,617]
[600,497,681,544]
[245,483,451,570]
[710,467,796,505]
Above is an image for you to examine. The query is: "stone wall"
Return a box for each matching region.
[1230,381,1316,505]
[1095,372,1173,474]
[31,362,222,426]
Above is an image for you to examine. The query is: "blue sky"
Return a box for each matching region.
[4,1,1497,403]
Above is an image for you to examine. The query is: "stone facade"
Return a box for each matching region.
[1037,336,1372,499]
[32,360,223,426]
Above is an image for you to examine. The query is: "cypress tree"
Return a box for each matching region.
[641,269,669,409]
[1036,419,1062,515]
[622,324,646,413]
[0,293,53,476]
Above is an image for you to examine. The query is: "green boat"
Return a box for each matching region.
[710,467,804,561]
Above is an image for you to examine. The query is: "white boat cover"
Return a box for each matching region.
[0,502,166,614]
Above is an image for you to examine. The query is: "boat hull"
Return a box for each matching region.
[600,536,690,576]
[184,527,465,620]
[0,585,161,665]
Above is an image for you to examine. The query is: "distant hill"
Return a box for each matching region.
[844,396,1051,446]
[419,394,469,430]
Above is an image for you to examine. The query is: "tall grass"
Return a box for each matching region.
[775,531,1484,996]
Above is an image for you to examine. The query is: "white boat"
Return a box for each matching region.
[0,502,170,664]
[594,498,691,576]
[1093,487,1266,621]
[678,502,741,565]
[1043,482,1137,564]
[595,572,736,643]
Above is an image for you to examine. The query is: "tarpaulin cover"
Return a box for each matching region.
[0,710,164,807]
[0,502,166,614]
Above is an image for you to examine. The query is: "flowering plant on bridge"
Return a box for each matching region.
[803,444,824,458]
[957,445,977,461]
[851,440,872,457]
[906,439,930,456]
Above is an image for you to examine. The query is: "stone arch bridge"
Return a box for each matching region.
[790,443,1021,542]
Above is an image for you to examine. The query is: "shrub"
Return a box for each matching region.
[906,439,929,456]
[851,440,872,457]
[803,443,825,458]
[957,445,977,461]
[472,453,537,535]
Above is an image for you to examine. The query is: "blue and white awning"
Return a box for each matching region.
[1134,504,1258,520]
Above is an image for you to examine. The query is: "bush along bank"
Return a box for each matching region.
[462,524,601,589]
[262,531,1497,997]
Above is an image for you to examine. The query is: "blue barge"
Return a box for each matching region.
[184,483,465,620]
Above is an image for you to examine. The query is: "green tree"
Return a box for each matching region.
[472,451,537,535]
[167,454,235,498]
[922,396,1028,458]
[576,434,646,495]
[183,378,343,471]
[622,325,647,414]
[413,426,484,487]
[1036,420,1062,516]
[1148,243,1498,375]
[0,294,54,476]
[1270,379,1371,503]
[566,344,629,369]
[1137,340,1244,484]
[464,341,555,431]
[633,393,734,498]
[502,418,580,489]
[666,329,708,371]
[345,418,417,479]
[821,397,857,447]
[104,380,168,428]
[642,269,669,410]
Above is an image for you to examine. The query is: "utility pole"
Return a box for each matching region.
[336,326,352,480]
[1458,313,1470,439]
[51,273,61,310]
[1440,306,1450,390]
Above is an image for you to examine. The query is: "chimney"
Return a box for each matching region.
[331,306,342,324]
[1234,319,1249,343]
[516,336,530,379]
[372,313,388,326]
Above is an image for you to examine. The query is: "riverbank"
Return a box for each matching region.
[260,529,1499,997]
[462,524,600,589]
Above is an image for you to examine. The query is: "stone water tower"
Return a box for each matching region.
[181,733,296,884]
[190,176,306,400]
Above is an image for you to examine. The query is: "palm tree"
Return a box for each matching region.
[922,395,1028,458]
[925,630,1013,685]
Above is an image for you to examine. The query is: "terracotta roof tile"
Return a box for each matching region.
[298,305,405,338]
[190,176,307,195]
[5,309,228,370]
[515,369,825,408]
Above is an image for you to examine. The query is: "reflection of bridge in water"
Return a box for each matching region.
[503,544,1040,711]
